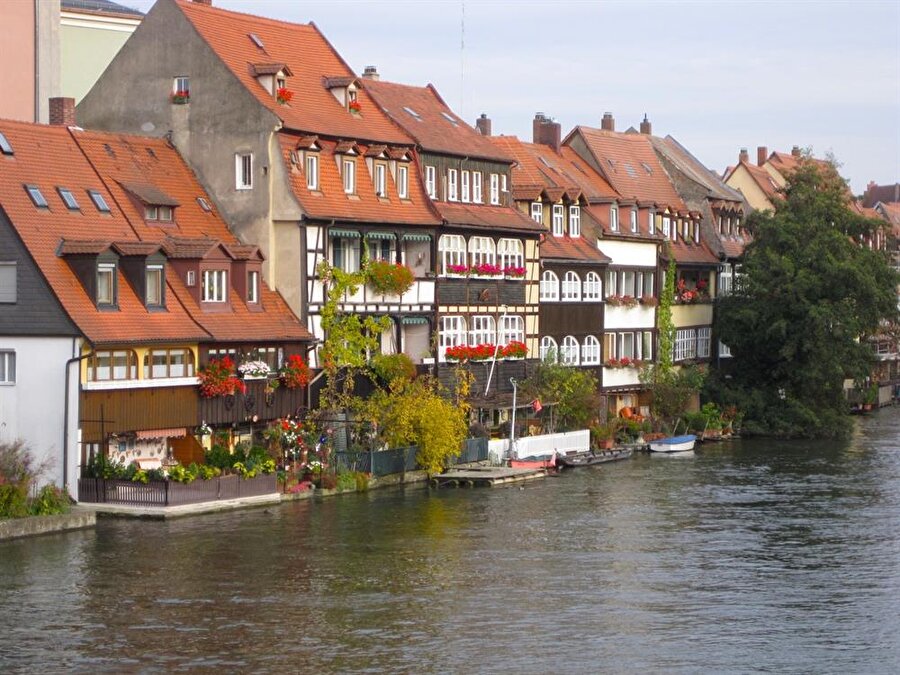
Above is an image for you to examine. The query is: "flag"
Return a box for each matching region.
[531,398,543,413]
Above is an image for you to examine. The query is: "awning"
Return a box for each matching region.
[135,427,188,440]
[329,228,360,238]
[401,316,429,325]
[365,231,395,240]
[402,232,432,242]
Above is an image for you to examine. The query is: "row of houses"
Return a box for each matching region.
[1,0,895,497]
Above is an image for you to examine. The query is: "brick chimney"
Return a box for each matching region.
[601,112,615,132]
[791,145,801,157]
[639,114,652,135]
[49,97,75,126]
[361,65,380,81]
[739,148,749,163]
[757,146,768,166]
[532,113,561,152]
[475,113,491,136]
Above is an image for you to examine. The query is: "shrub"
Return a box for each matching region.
[204,445,233,470]
[370,353,416,385]
[336,471,357,491]
[29,485,70,516]
[0,483,28,519]
[319,473,338,490]
[354,471,370,492]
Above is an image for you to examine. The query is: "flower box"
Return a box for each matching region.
[503,266,527,279]
[348,100,361,113]
[171,91,190,105]
[276,87,293,105]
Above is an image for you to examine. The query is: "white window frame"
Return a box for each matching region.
[569,205,581,237]
[461,170,470,202]
[145,264,163,306]
[552,205,565,236]
[531,202,543,223]
[0,351,15,384]
[306,153,319,190]
[540,336,558,362]
[489,173,500,205]
[448,169,458,201]
[719,341,732,358]
[235,153,253,190]
[173,75,190,96]
[662,216,671,238]
[247,270,259,304]
[583,271,601,300]
[698,327,711,358]
[425,165,436,198]
[97,263,116,306]
[397,165,409,199]
[472,171,482,203]
[605,269,618,297]
[719,268,733,297]
[560,335,579,365]
[439,315,467,360]
[438,234,466,274]
[332,236,361,273]
[630,209,638,232]
[640,331,653,361]
[619,332,636,359]
[540,270,559,301]
[468,236,496,269]
[0,262,17,303]
[648,210,655,235]
[674,328,696,362]
[498,238,524,271]
[374,163,387,197]
[469,315,496,346]
[622,270,636,297]
[343,159,356,194]
[581,335,601,365]
[562,271,581,301]
[499,315,525,344]
[610,206,619,231]
[202,269,228,303]
[501,174,507,202]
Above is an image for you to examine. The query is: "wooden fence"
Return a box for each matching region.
[77,473,277,507]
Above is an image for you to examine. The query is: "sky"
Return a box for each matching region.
[126,0,900,194]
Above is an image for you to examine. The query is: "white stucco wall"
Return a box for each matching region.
[597,240,657,267]
[0,336,80,496]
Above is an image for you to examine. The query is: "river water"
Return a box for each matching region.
[2,411,900,673]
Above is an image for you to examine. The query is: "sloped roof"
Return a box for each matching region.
[650,135,745,203]
[876,201,900,228]
[437,202,543,234]
[541,232,610,264]
[566,126,686,210]
[363,80,513,163]
[173,0,411,145]
[278,132,439,226]
[863,183,900,208]
[726,159,781,199]
[61,0,144,18]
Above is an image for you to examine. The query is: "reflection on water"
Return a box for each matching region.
[2,411,900,672]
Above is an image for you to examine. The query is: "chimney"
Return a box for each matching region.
[757,146,767,167]
[601,112,615,132]
[361,65,380,81]
[739,148,749,163]
[49,97,75,126]
[791,145,801,157]
[639,114,652,135]
[475,113,491,137]
[532,112,561,152]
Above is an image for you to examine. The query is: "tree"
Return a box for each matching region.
[713,159,898,437]
[520,359,599,432]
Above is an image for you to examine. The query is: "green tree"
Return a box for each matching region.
[657,246,677,375]
[520,359,599,432]
[713,159,898,437]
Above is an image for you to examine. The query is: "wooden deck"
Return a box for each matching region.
[431,466,547,489]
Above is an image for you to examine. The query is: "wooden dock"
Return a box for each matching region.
[430,466,547,489]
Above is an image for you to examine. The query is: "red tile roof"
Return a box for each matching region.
[862,183,900,208]
[363,80,513,163]
[566,127,686,211]
[728,159,780,199]
[541,233,610,264]
[436,201,543,234]
[173,0,411,145]
[668,236,719,266]
[278,132,439,225]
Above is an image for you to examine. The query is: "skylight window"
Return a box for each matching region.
[641,162,653,174]
[88,189,111,213]
[0,132,13,156]
[403,106,421,121]
[249,33,265,49]
[440,112,458,126]
[57,187,80,210]
[197,197,212,212]
[624,163,638,178]
[539,156,552,168]
[24,185,48,208]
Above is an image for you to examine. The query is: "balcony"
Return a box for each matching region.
[198,376,307,426]
[339,278,435,309]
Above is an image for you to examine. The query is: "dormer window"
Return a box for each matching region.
[146,264,164,307]
[25,185,48,208]
[374,163,386,197]
[306,153,319,190]
[552,205,564,235]
[569,206,581,237]
[531,202,542,224]
[648,210,655,234]
[202,269,227,303]
[247,270,259,304]
[343,158,356,194]
[610,206,619,231]
[461,171,470,202]
[630,209,638,232]
[490,174,500,205]
[473,172,482,203]
[425,165,436,198]
[145,205,173,222]
[397,165,409,199]
[448,169,458,201]
[97,263,116,307]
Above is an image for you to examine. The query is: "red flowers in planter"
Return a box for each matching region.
[472,263,503,276]
[198,356,246,398]
[445,341,528,362]
[171,90,189,104]
[604,357,642,369]
[503,265,526,278]
[500,340,528,358]
[348,100,361,113]
[365,260,414,295]
[280,354,311,389]
[276,87,293,104]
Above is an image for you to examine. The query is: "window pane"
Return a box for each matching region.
[146,267,162,305]
[97,267,114,305]
[152,351,168,378]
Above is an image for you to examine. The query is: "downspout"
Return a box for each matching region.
[63,340,93,495]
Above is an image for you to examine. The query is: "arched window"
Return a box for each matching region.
[561,271,581,301]
[581,336,601,365]
[540,336,558,362]
[560,335,579,365]
[499,315,524,344]
[540,270,559,301]
[438,234,466,274]
[439,315,466,360]
[468,236,496,269]
[583,272,602,300]
[469,315,496,346]
[497,238,524,272]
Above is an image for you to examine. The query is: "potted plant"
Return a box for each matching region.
[238,360,271,379]
[276,87,293,105]
[446,264,469,276]
[472,263,503,277]
[500,341,528,360]
[348,100,361,113]
[503,265,526,278]
[640,295,658,306]
[279,354,311,389]
[591,421,617,449]
[171,90,189,105]
[198,356,246,397]
[365,259,415,296]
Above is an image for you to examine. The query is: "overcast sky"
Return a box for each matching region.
[127,0,899,194]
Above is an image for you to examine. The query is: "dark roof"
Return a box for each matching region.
[119,181,180,207]
[649,135,745,203]
[61,0,143,17]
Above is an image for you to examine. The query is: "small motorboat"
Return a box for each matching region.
[508,452,556,470]
[648,434,697,453]
[556,447,633,468]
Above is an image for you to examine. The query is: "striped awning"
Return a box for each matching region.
[402,232,432,242]
[135,427,188,440]
[329,228,360,238]
[401,316,429,325]
[365,231,395,240]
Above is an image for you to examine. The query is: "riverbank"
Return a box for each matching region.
[0,508,96,541]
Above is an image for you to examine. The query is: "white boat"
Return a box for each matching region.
[648,434,697,453]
